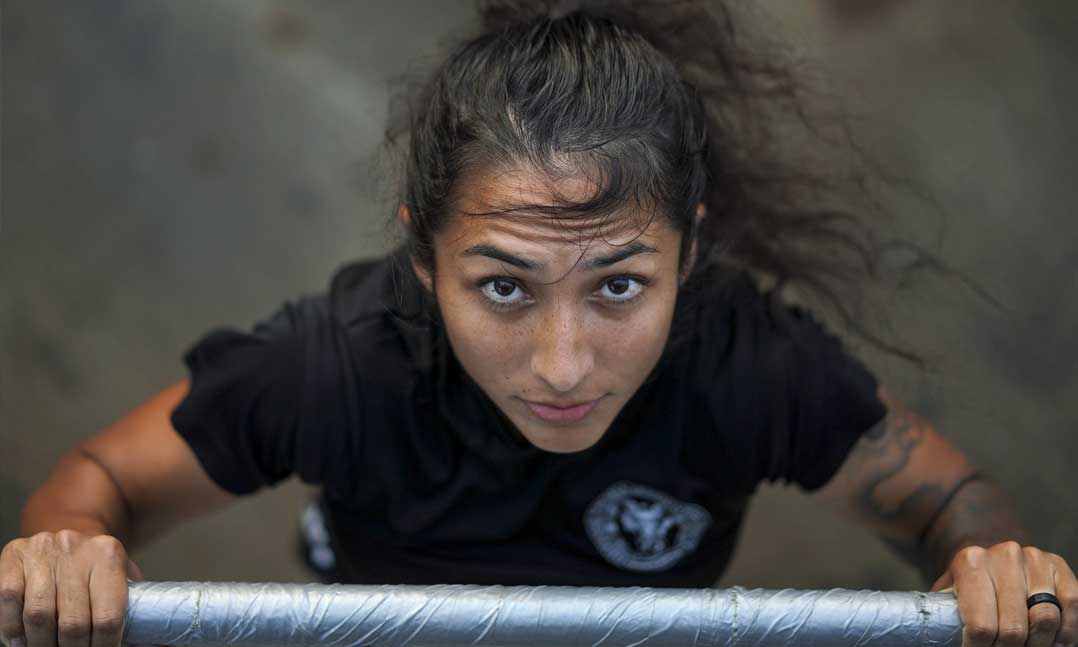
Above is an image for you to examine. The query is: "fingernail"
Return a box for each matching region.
[10,637,26,647]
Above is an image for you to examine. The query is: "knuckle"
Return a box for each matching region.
[1056,627,1078,646]
[960,545,989,568]
[996,540,1023,559]
[1022,545,1043,560]
[54,531,83,554]
[0,585,22,606]
[965,622,997,644]
[28,533,54,552]
[57,619,91,642]
[23,606,53,628]
[996,623,1027,646]
[92,614,124,635]
[87,536,125,560]
[1064,595,1078,615]
[1029,607,1059,631]
[1,540,26,564]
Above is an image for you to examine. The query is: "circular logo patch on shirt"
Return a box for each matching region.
[584,481,712,572]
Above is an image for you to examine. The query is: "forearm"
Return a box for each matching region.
[911,474,1031,583]
[20,447,134,544]
[817,391,1034,587]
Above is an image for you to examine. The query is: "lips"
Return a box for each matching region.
[524,398,601,424]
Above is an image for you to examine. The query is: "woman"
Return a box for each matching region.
[1,3,1075,647]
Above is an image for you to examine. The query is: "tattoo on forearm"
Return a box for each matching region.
[853,409,930,521]
[916,471,984,547]
[843,408,1029,583]
[918,478,1031,579]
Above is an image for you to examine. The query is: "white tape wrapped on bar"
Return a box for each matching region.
[124,582,962,647]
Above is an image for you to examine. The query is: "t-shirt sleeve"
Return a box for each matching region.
[170,296,356,495]
[704,276,888,493]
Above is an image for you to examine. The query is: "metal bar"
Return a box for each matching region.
[123,582,961,647]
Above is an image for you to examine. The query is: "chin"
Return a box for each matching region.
[518,424,606,454]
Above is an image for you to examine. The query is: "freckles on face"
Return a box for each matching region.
[426,167,684,454]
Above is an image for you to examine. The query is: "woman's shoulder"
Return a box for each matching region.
[325,247,420,328]
[673,261,767,355]
[241,251,403,346]
[320,247,438,377]
[225,249,429,386]
[676,261,856,377]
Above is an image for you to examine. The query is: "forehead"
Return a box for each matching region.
[443,165,675,252]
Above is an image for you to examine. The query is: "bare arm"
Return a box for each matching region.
[812,388,1078,647]
[2,380,241,647]
[811,386,1030,584]
[20,379,237,550]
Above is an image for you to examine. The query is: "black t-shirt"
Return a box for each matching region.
[170,249,886,586]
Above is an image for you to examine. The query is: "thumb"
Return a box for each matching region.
[126,559,144,582]
[931,570,954,593]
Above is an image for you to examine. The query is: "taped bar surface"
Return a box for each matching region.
[125,582,962,647]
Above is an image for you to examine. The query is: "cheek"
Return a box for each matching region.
[592,295,676,375]
[437,284,529,379]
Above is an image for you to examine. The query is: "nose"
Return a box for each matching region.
[530,300,594,394]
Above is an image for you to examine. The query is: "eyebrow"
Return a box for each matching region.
[460,241,658,272]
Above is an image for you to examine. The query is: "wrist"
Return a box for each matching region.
[922,477,1032,579]
[19,449,134,543]
[20,499,121,541]
[20,514,110,537]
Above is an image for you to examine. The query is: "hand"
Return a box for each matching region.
[0,531,143,647]
[932,541,1078,647]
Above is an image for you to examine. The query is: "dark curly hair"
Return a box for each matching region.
[380,0,987,368]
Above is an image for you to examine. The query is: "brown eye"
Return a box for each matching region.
[480,278,527,306]
[493,279,516,297]
[597,276,644,303]
[606,278,630,295]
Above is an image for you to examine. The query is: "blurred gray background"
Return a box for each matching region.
[1,1,1075,589]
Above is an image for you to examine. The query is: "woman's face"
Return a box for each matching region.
[411,167,688,453]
